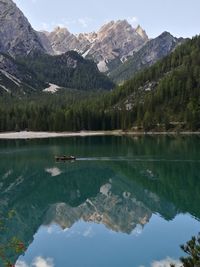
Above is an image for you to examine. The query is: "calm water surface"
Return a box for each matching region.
[0,136,200,267]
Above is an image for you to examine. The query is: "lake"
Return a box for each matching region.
[0,135,200,267]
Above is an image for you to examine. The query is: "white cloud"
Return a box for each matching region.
[41,22,49,31]
[127,16,138,27]
[151,257,182,267]
[39,17,93,32]
[78,17,93,28]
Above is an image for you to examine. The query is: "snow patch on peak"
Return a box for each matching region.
[97,60,108,72]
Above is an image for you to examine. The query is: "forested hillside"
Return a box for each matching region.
[0,35,199,132]
[18,51,114,91]
[109,32,184,84]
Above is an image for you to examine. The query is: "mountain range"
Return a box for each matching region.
[0,0,186,95]
[39,21,148,73]
[109,31,185,83]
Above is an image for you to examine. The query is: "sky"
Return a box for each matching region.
[13,0,200,38]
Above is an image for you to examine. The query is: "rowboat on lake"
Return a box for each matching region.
[55,155,76,161]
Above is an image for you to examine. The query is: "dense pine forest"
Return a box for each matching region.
[17,51,114,91]
[0,35,200,132]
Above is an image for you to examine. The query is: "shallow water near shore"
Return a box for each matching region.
[0,135,200,267]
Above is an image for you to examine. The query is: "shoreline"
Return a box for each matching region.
[0,130,200,139]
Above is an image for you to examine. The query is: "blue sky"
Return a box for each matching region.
[14,0,200,38]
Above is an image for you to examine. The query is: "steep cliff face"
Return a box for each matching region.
[0,0,45,57]
[37,31,54,55]
[46,27,82,55]
[85,20,148,72]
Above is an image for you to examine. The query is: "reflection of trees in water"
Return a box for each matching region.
[171,233,200,267]
[0,136,200,264]
[0,210,25,267]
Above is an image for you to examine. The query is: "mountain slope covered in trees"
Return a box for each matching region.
[0,35,199,132]
[109,32,184,84]
[0,52,47,95]
[0,51,114,95]
[18,51,114,91]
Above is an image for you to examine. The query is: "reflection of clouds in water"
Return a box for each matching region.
[2,169,13,179]
[83,226,94,238]
[16,261,29,267]
[47,226,54,234]
[131,224,143,236]
[32,257,54,267]
[45,224,94,238]
[151,257,181,267]
[45,167,62,177]
[16,257,54,267]
[46,225,63,235]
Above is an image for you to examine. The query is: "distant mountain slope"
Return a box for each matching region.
[104,35,200,130]
[0,36,199,131]
[41,20,148,73]
[0,52,46,95]
[0,50,114,95]
[0,0,45,57]
[0,0,114,94]
[18,51,114,91]
[109,32,185,84]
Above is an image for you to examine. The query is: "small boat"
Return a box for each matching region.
[55,155,76,161]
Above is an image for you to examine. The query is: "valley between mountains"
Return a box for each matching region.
[0,0,199,132]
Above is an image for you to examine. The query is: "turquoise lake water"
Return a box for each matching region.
[0,136,200,267]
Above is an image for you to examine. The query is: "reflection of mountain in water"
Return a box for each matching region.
[0,136,200,264]
[44,182,151,234]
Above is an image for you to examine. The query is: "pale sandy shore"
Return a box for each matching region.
[0,130,200,139]
[0,130,123,139]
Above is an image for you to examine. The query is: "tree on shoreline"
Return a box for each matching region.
[171,233,200,267]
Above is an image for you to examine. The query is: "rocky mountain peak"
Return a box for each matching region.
[97,19,133,38]
[47,26,80,55]
[39,19,149,72]
[136,25,148,41]
[110,30,185,84]
[53,26,70,35]
[0,0,45,57]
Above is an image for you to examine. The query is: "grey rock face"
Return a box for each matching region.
[44,188,152,234]
[46,27,82,55]
[41,20,148,73]
[37,31,54,55]
[85,20,148,72]
[0,52,47,94]
[110,31,185,83]
[0,0,45,57]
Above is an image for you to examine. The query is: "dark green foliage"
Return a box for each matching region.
[0,35,200,132]
[0,52,47,93]
[17,51,114,91]
[106,35,200,131]
[180,234,200,267]
[171,233,200,267]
